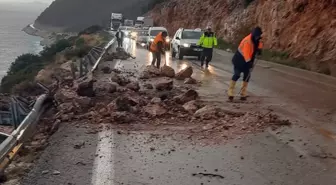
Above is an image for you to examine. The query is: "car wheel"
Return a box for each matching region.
[178,47,183,60]
[171,45,176,58]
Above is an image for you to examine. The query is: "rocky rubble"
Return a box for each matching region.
[48,63,291,142]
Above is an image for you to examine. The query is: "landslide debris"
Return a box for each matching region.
[49,64,291,145]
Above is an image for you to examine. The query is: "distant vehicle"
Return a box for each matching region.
[135,17,145,27]
[111,13,123,31]
[124,19,134,27]
[171,28,203,60]
[143,18,154,27]
[119,26,133,37]
[135,29,149,46]
[147,27,169,50]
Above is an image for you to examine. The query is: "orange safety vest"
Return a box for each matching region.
[150,32,165,52]
[238,34,263,62]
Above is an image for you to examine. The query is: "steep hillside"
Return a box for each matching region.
[150,0,336,76]
[34,0,152,31]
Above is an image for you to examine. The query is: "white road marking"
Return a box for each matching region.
[91,129,115,185]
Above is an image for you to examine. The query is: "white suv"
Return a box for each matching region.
[171,28,203,60]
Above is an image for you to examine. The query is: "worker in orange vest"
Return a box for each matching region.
[150,31,168,68]
[227,27,263,101]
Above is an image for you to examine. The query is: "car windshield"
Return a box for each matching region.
[182,31,202,39]
[150,30,166,36]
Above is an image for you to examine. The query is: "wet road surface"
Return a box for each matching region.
[19,38,336,185]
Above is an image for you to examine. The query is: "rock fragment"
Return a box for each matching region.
[176,66,193,80]
[155,78,173,91]
[184,77,197,84]
[160,65,175,78]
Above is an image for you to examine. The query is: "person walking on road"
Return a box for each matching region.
[150,31,168,68]
[227,26,263,101]
[115,29,124,48]
[197,26,217,68]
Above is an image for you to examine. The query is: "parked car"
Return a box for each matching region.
[171,28,203,60]
[146,27,170,50]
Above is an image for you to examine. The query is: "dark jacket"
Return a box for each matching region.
[232,27,263,70]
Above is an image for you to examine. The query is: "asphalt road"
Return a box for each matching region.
[19,38,336,185]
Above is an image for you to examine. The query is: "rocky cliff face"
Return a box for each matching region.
[150,0,336,76]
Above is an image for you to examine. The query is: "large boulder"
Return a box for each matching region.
[140,65,161,79]
[94,81,117,94]
[54,89,93,111]
[115,97,133,111]
[174,89,199,104]
[112,112,135,123]
[155,78,173,91]
[143,104,167,116]
[76,78,95,97]
[183,100,199,113]
[184,77,197,84]
[110,73,130,86]
[160,65,175,78]
[175,66,193,80]
[194,105,221,120]
[126,82,140,91]
[101,66,112,74]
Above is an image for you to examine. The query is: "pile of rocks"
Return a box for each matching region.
[50,63,290,140]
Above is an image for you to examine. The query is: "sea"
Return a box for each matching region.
[0,2,49,79]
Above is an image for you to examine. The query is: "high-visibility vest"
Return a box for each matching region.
[150,32,164,52]
[238,34,263,62]
[197,32,217,48]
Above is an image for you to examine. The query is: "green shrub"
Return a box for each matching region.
[64,46,92,60]
[75,38,85,47]
[0,54,45,93]
[40,39,72,60]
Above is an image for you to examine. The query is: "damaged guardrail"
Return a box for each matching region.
[0,94,51,177]
[0,35,116,178]
[91,37,116,72]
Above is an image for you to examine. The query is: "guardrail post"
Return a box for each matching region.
[79,58,83,77]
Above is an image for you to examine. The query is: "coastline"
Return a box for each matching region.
[22,23,76,47]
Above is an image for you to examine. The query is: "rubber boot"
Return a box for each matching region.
[227,80,236,101]
[240,81,248,101]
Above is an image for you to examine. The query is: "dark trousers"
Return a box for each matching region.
[117,39,123,48]
[151,52,161,68]
[200,48,213,66]
[232,61,251,82]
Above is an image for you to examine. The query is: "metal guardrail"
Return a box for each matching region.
[77,37,116,77]
[0,36,117,177]
[0,94,50,175]
[91,37,116,72]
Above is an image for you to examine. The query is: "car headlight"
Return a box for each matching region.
[165,38,170,43]
[183,43,190,47]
